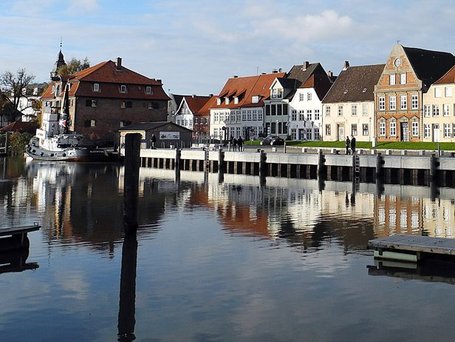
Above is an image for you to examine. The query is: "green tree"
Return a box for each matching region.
[0,69,35,110]
[8,131,33,155]
[57,57,90,76]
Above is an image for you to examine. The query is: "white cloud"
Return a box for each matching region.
[67,0,99,13]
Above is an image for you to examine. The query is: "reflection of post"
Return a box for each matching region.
[117,233,138,341]
[118,133,140,341]
[123,134,141,234]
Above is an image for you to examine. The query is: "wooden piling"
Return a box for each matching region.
[123,133,141,234]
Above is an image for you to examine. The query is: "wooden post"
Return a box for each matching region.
[123,133,141,235]
[376,153,384,181]
[259,149,267,180]
[317,149,325,179]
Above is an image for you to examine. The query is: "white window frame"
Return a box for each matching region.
[93,83,100,92]
[338,105,343,116]
[120,84,127,93]
[325,106,331,116]
[145,86,152,94]
[379,121,386,136]
[389,74,396,85]
[389,96,396,110]
[411,95,418,110]
[424,105,431,117]
[444,123,451,138]
[390,120,396,136]
[400,73,406,84]
[351,104,357,116]
[379,96,385,111]
[424,124,431,138]
[443,104,450,116]
[400,95,407,110]
[412,121,419,136]
[445,86,453,97]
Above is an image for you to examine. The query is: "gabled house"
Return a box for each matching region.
[172,94,213,141]
[287,62,334,140]
[265,62,333,140]
[374,44,455,142]
[41,55,169,143]
[322,62,384,142]
[423,65,455,142]
[209,72,285,141]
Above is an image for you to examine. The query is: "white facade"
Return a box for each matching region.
[322,101,375,142]
[210,106,264,141]
[288,88,323,140]
[174,99,194,131]
[422,83,455,142]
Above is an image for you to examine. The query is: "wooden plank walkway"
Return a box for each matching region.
[369,234,455,259]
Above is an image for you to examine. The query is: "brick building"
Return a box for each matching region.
[374,44,455,142]
[41,55,169,144]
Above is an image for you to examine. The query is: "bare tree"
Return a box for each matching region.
[0,69,35,110]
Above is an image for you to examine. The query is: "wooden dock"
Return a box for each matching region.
[368,234,455,262]
[0,223,41,251]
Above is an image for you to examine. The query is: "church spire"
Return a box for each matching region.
[51,40,67,80]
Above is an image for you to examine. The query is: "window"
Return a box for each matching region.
[445,86,453,97]
[121,101,132,108]
[314,109,320,120]
[325,124,331,136]
[424,124,431,138]
[299,93,304,101]
[307,93,312,101]
[443,104,450,116]
[400,95,407,110]
[314,128,320,140]
[258,110,263,121]
[120,120,131,127]
[400,73,406,84]
[432,104,440,116]
[338,105,343,116]
[86,99,97,107]
[435,87,442,98]
[390,120,396,136]
[362,124,369,136]
[379,121,386,136]
[411,95,418,109]
[325,106,331,116]
[444,123,451,138]
[271,88,282,99]
[252,110,257,121]
[84,119,96,127]
[306,110,312,120]
[93,83,100,92]
[120,85,127,93]
[291,110,297,121]
[424,105,431,117]
[351,104,357,116]
[299,110,305,121]
[291,128,297,140]
[389,74,396,85]
[247,110,252,121]
[379,96,385,111]
[389,96,396,110]
[351,124,358,136]
[412,121,419,136]
[145,86,152,94]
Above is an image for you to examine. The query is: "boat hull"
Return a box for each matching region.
[25,145,90,162]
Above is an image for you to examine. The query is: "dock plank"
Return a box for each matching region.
[369,234,455,256]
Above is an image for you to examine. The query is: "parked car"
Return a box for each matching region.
[260,135,285,146]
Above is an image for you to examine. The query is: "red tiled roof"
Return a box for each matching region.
[210,72,286,110]
[41,59,170,101]
[434,65,455,85]
[183,95,213,117]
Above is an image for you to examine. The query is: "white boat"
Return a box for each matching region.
[25,84,91,162]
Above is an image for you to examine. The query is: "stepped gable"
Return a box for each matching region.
[322,64,385,103]
[403,46,455,89]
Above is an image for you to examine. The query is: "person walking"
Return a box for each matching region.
[151,134,156,149]
[238,136,243,151]
[351,135,356,154]
[345,136,350,155]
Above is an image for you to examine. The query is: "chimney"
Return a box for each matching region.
[327,70,333,77]
[343,60,350,70]
[116,57,122,69]
[192,94,195,98]
[278,68,282,72]
[233,75,238,78]
[272,69,278,73]
[303,61,310,70]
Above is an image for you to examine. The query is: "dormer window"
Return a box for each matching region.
[216,98,221,105]
[225,97,230,105]
[93,83,100,92]
[252,95,259,104]
[145,86,152,94]
[234,97,239,104]
[120,85,127,93]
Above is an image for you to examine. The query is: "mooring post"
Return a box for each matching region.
[259,149,267,180]
[375,153,384,181]
[430,153,439,181]
[317,149,325,179]
[123,133,141,235]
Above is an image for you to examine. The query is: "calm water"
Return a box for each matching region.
[1,156,455,341]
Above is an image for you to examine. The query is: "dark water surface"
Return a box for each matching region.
[1,157,455,341]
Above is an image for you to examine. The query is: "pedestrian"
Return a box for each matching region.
[238,136,243,151]
[151,134,156,149]
[345,136,350,155]
[233,138,237,151]
[351,135,356,154]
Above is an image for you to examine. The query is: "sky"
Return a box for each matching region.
[0,0,453,95]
